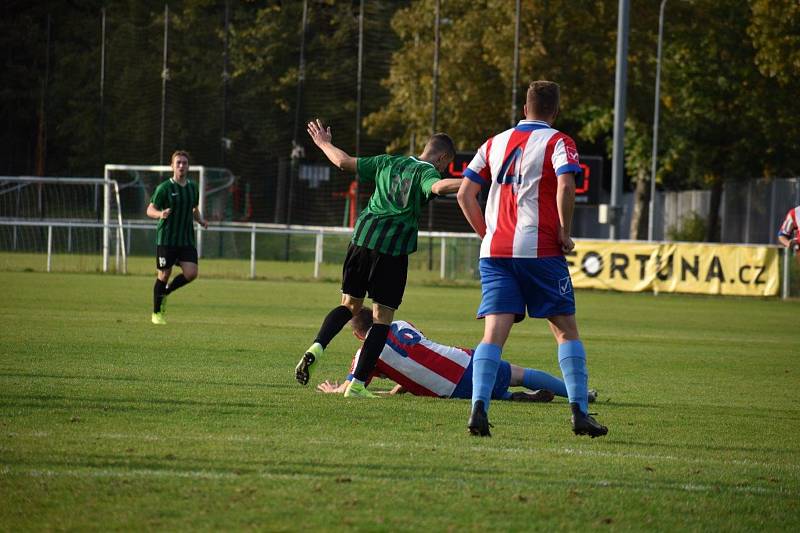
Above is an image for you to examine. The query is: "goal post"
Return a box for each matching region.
[0,176,127,273]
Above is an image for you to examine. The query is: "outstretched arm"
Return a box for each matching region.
[307,119,357,173]
[457,179,486,239]
[316,379,349,394]
[431,178,463,196]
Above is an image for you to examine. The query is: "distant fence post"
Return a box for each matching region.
[46,225,53,272]
[439,237,446,279]
[314,232,323,279]
[783,247,790,300]
[250,224,256,279]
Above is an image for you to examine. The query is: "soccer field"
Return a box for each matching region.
[1,272,798,530]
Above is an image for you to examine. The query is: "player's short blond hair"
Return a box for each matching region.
[527,81,560,119]
[171,150,190,164]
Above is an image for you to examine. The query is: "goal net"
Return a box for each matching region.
[0,176,126,273]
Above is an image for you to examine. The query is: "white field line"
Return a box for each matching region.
[6,431,800,473]
[0,466,794,497]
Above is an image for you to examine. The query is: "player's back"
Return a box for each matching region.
[464,120,582,259]
[351,320,472,397]
[353,155,443,255]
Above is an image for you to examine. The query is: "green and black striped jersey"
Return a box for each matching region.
[150,178,199,247]
[352,155,441,256]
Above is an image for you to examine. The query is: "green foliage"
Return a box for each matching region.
[666,211,707,242]
[1,272,799,529]
[1,0,797,202]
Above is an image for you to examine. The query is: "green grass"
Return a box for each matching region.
[1,272,798,530]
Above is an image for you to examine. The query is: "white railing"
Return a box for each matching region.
[0,218,480,281]
[0,218,794,299]
[0,176,127,273]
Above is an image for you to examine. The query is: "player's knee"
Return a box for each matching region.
[372,304,394,325]
[184,270,198,282]
[341,297,362,316]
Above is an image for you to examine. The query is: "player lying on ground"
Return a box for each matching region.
[316,309,597,404]
[295,119,462,398]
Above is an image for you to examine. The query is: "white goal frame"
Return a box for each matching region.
[0,176,126,273]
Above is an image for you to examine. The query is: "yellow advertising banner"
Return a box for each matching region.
[567,240,779,296]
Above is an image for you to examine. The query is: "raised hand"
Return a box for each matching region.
[160,208,172,220]
[307,118,332,146]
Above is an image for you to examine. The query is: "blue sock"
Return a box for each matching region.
[471,343,502,412]
[557,340,589,414]
[522,368,568,398]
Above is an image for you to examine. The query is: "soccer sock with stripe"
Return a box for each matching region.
[557,340,589,414]
[522,368,568,397]
[165,274,190,294]
[153,279,167,313]
[312,305,354,350]
[471,343,502,412]
[352,323,390,382]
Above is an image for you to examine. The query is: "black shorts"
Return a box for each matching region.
[341,243,408,310]
[156,245,198,271]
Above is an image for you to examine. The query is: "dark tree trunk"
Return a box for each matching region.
[705,177,723,242]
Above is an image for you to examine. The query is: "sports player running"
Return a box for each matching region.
[316,309,598,404]
[295,119,462,398]
[777,205,800,265]
[146,150,208,325]
[457,81,607,437]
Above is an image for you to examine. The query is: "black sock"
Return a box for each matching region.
[165,274,190,295]
[153,279,167,313]
[353,323,390,382]
[314,305,355,349]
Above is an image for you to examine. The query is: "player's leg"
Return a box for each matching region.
[468,258,525,436]
[166,247,199,295]
[548,314,607,437]
[508,363,565,400]
[296,244,368,385]
[345,302,393,398]
[345,250,405,398]
[152,246,175,324]
[473,313,515,410]
[297,293,363,386]
[468,313,515,435]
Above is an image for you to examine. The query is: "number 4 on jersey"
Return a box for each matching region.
[497,147,523,185]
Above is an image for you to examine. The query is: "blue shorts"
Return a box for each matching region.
[477,257,575,321]
[450,360,512,400]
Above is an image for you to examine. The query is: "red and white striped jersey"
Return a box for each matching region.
[778,206,800,239]
[463,119,582,259]
[349,320,472,397]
